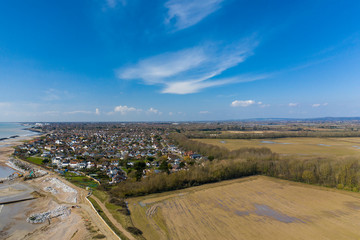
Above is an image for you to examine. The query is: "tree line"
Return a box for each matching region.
[169,132,276,160]
[109,155,360,199]
[185,131,360,139]
[106,133,360,199]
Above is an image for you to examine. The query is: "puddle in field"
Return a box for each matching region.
[318,144,331,147]
[220,140,226,144]
[261,141,292,145]
[353,146,360,149]
[234,210,250,216]
[234,204,304,223]
[254,204,304,223]
[345,201,360,210]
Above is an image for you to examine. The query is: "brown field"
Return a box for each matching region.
[193,137,360,157]
[128,176,360,240]
[223,130,276,134]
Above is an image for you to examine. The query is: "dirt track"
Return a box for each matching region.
[90,195,136,240]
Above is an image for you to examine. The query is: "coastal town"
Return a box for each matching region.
[13,123,205,185]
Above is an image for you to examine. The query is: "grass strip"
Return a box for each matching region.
[88,196,129,240]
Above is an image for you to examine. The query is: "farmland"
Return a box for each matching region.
[128,176,360,240]
[193,137,360,158]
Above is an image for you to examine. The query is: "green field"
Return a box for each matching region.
[193,137,360,157]
[26,156,44,165]
[128,176,360,240]
[64,172,99,189]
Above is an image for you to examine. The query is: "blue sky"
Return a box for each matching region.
[0,0,360,122]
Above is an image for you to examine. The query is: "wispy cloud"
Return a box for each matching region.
[199,111,210,114]
[312,103,328,108]
[161,78,235,94]
[105,0,126,8]
[259,103,270,108]
[64,110,93,115]
[0,102,11,108]
[165,0,224,31]
[231,100,256,107]
[147,107,162,115]
[289,103,298,107]
[119,47,207,83]
[113,105,141,115]
[43,89,60,101]
[43,111,60,116]
[42,89,71,101]
[64,109,101,115]
[117,38,262,94]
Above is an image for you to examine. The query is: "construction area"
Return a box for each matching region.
[0,154,119,240]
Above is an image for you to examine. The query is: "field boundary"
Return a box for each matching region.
[86,196,122,240]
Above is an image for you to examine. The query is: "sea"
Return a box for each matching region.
[0,122,36,140]
[0,122,38,178]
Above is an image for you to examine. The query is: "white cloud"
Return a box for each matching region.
[43,89,60,101]
[199,111,210,114]
[64,110,93,115]
[162,78,234,94]
[169,112,173,116]
[0,102,11,108]
[43,111,60,116]
[165,0,224,30]
[42,89,71,101]
[119,47,207,83]
[231,100,256,107]
[147,107,162,115]
[117,38,261,94]
[312,103,328,108]
[289,103,298,107]
[106,0,126,8]
[114,105,140,115]
[95,108,100,115]
[259,104,270,108]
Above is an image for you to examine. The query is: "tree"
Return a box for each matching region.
[302,170,315,184]
[146,156,155,162]
[134,161,146,181]
[159,160,171,174]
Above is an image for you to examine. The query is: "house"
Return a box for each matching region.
[41,151,51,158]
[168,154,179,161]
[87,161,96,169]
[52,156,62,166]
[110,174,126,184]
[61,160,70,168]
[69,160,79,169]
[190,154,201,159]
[79,161,87,169]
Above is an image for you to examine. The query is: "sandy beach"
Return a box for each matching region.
[0,135,117,240]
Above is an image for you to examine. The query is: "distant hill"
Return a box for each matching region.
[234,117,360,123]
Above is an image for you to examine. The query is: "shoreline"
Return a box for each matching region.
[0,132,119,239]
[0,135,41,169]
[0,131,42,143]
[0,122,42,144]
